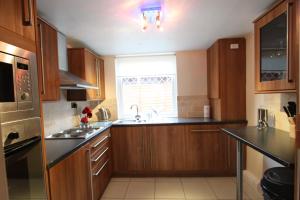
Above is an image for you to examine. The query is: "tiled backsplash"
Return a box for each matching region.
[177,95,209,118]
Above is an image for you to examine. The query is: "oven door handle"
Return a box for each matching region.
[4,136,41,157]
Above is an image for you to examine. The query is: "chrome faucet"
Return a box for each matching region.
[130,104,141,121]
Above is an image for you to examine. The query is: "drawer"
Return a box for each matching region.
[187,124,221,133]
[91,143,110,170]
[92,158,111,200]
[90,130,110,155]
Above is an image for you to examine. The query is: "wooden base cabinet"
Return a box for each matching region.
[48,130,112,200]
[48,145,92,200]
[111,126,148,174]
[111,124,245,176]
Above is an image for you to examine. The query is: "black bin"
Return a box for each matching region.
[260,167,294,200]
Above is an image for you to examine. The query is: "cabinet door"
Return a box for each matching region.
[84,50,97,100]
[184,125,228,175]
[111,127,147,174]
[255,0,296,92]
[0,0,36,49]
[49,146,92,200]
[36,19,60,101]
[207,41,219,99]
[149,125,186,172]
[94,58,105,100]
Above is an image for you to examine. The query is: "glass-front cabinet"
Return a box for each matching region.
[255,0,296,92]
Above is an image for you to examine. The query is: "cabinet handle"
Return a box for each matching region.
[93,159,109,176]
[191,129,219,132]
[86,148,94,200]
[22,0,32,26]
[92,147,109,162]
[96,59,100,96]
[92,135,108,148]
[287,2,294,82]
[38,23,46,95]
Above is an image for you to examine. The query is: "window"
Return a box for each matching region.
[115,55,178,119]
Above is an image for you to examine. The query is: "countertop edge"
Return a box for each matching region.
[46,125,112,169]
[112,119,248,126]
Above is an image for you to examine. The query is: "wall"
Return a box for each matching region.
[176,51,209,117]
[244,32,296,197]
[42,91,91,136]
[95,51,209,119]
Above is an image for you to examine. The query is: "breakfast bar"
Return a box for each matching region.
[221,126,296,200]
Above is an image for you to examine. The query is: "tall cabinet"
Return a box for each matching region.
[207,38,246,121]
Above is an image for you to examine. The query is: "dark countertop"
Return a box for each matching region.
[112,117,247,126]
[221,126,296,167]
[45,122,112,168]
[45,118,247,168]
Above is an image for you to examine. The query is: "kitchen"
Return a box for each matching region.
[0,0,299,200]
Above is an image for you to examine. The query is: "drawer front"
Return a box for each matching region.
[90,130,110,156]
[91,142,110,170]
[91,157,111,200]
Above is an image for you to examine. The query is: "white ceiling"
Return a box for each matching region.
[37,0,276,56]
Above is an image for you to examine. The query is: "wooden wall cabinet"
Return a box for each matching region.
[111,124,245,176]
[0,0,37,52]
[48,130,112,200]
[254,0,297,93]
[36,18,60,101]
[67,48,105,101]
[207,38,246,121]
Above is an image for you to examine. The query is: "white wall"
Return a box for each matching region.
[176,50,207,96]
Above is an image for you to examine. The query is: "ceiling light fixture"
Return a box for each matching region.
[140,6,163,31]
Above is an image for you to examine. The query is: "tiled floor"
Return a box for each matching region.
[101,177,263,200]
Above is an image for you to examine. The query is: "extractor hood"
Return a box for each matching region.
[57,32,98,90]
[59,70,98,90]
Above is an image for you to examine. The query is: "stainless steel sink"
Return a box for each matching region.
[114,119,147,124]
[47,127,105,139]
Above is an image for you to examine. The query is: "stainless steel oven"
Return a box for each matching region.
[0,41,47,199]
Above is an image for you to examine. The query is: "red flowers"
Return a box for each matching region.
[82,107,92,115]
[81,106,92,124]
[81,116,88,123]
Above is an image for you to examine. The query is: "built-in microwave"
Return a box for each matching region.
[0,51,33,112]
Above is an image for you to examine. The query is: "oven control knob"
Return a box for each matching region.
[21,92,29,100]
[7,132,19,140]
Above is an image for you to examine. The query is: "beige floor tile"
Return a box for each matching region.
[156,177,181,183]
[181,177,207,183]
[155,182,185,199]
[101,199,123,200]
[111,177,131,182]
[102,181,129,199]
[182,179,217,200]
[126,181,155,199]
[207,178,249,199]
[131,177,155,182]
